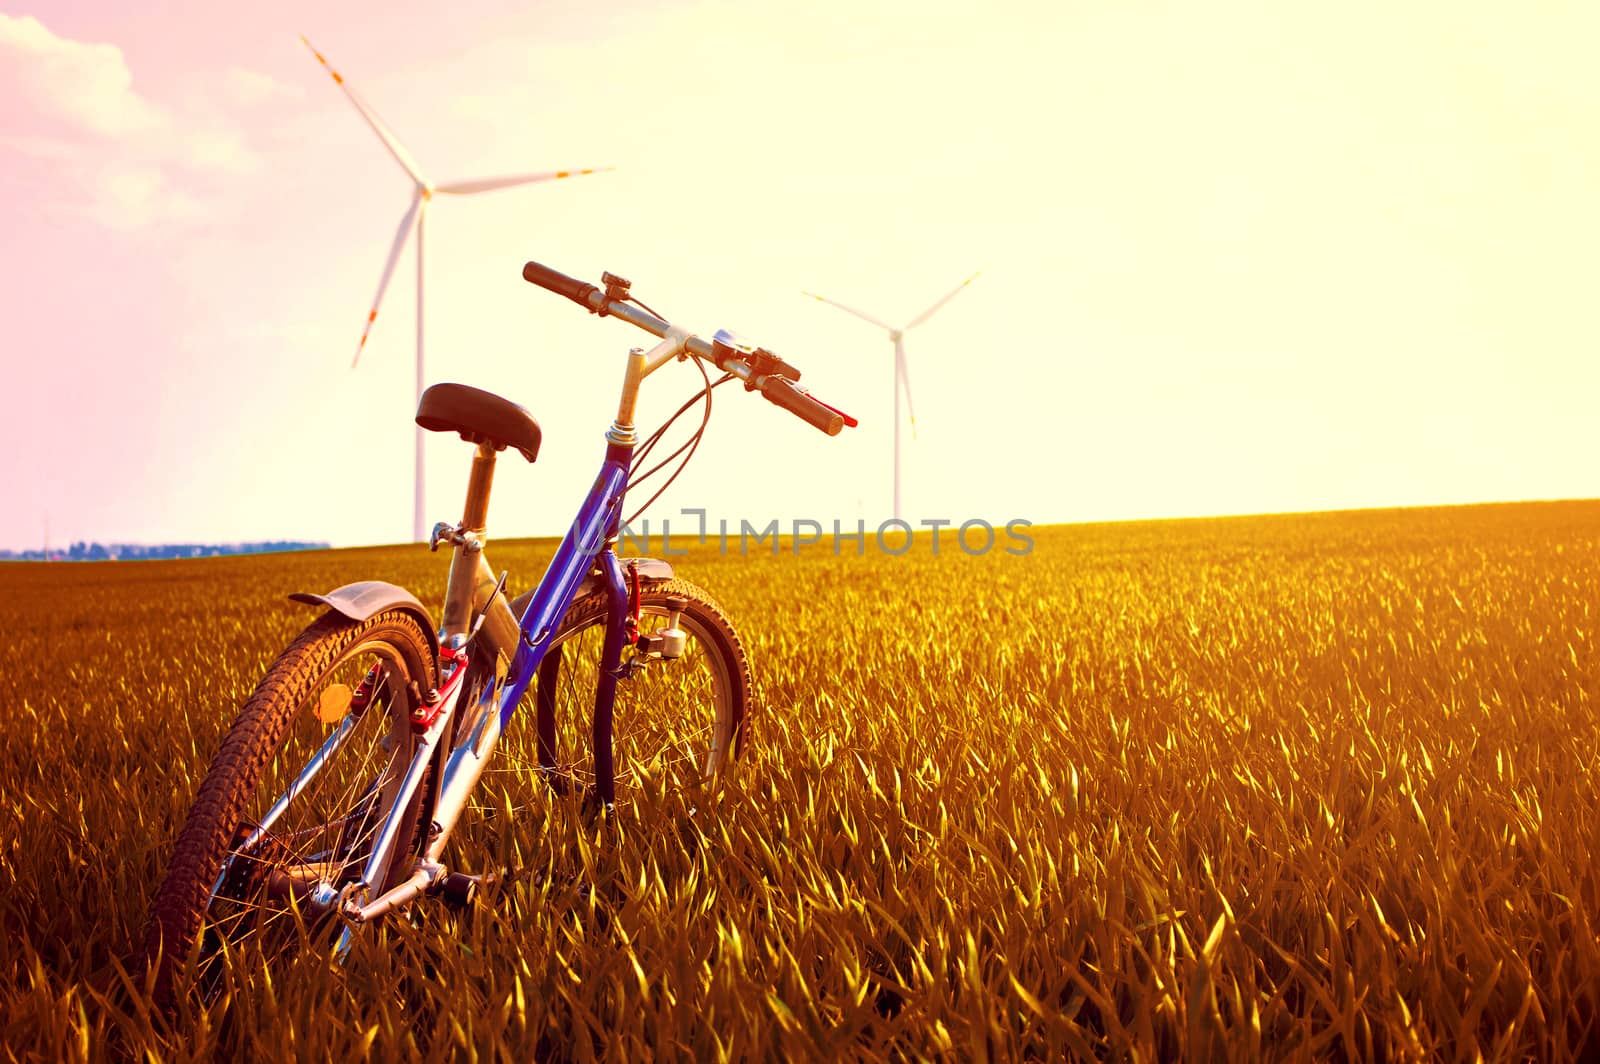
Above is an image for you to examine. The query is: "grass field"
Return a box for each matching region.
[3,500,1598,1060]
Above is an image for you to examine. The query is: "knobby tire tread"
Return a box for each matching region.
[141,609,437,1005]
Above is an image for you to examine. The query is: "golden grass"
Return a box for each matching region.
[2,500,1598,1059]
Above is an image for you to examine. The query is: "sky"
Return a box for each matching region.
[2,1,1597,550]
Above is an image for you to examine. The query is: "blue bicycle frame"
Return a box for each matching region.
[497,439,634,795]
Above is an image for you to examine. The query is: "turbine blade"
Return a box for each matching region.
[353,194,424,368]
[904,271,981,331]
[897,348,918,441]
[300,36,430,188]
[801,291,892,331]
[435,167,615,195]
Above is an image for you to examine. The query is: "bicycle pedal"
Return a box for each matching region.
[440,872,479,909]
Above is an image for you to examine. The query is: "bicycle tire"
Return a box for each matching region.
[141,608,438,1006]
[452,577,751,821]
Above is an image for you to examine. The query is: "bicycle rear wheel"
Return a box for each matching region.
[141,608,438,1005]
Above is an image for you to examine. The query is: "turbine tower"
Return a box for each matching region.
[302,37,610,542]
[803,273,979,522]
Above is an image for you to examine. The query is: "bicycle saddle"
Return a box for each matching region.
[415,382,542,463]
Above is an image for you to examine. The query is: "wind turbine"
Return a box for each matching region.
[301,37,610,542]
[803,273,979,522]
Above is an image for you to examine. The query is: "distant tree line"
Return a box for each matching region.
[0,541,331,562]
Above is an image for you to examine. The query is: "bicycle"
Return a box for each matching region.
[140,260,857,1004]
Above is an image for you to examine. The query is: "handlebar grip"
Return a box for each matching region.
[759,376,844,436]
[522,260,599,309]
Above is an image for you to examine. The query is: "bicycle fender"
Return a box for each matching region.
[577,556,674,597]
[288,581,441,662]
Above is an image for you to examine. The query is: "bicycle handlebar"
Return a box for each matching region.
[521,260,599,310]
[522,259,851,436]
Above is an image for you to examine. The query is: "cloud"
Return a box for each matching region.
[0,14,164,138]
[0,13,264,228]
[77,162,206,229]
[221,66,304,109]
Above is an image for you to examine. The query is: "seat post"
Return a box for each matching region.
[440,440,501,646]
[461,441,498,532]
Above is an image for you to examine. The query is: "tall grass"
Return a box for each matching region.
[2,501,1597,1059]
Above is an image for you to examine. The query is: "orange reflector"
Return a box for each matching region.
[318,684,353,723]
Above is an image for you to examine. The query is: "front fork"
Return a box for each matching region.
[590,549,631,808]
[532,547,632,808]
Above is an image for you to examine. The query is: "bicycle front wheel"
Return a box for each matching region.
[141,608,438,1005]
[466,577,751,815]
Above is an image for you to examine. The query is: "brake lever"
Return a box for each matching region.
[748,347,801,383]
[711,330,801,384]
